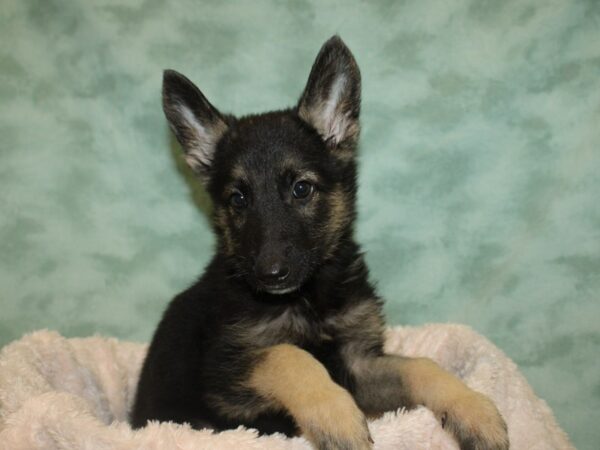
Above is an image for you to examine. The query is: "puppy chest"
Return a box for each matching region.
[229,307,334,349]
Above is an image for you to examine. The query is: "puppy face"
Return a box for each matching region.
[162,36,361,294]
[209,112,353,294]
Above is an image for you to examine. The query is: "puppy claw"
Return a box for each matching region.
[441,411,448,428]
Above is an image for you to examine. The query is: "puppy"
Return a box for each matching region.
[131,36,509,450]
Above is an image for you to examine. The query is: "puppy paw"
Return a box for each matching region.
[300,385,372,450]
[440,391,508,450]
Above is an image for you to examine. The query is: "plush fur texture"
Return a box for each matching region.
[0,326,574,449]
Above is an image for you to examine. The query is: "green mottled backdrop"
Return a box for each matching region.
[1,0,598,448]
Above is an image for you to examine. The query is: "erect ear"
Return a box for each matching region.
[162,70,228,179]
[297,36,361,152]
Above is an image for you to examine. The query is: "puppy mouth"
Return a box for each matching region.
[249,262,313,295]
[256,276,304,295]
[263,284,300,295]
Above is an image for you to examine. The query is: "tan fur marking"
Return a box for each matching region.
[296,170,320,184]
[230,164,247,182]
[225,307,315,348]
[323,188,351,258]
[248,344,371,449]
[328,189,350,232]
[399,357,465,406]
[398,357,508,448]
[328,300,385,371]
[213,207,235,255]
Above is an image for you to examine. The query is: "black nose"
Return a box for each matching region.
[256,261,290,285]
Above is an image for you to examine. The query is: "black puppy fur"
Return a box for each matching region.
[131,36,509,450]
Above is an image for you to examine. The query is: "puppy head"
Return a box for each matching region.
[162,36,361,294]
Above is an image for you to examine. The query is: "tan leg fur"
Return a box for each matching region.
[248,344,372,450]
[397,357,509,450]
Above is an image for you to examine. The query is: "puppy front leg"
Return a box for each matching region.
[248,344,372,450]
[352,355,508,450]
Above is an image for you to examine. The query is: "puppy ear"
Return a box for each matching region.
[297,36,361,151]
[162,70,228,178]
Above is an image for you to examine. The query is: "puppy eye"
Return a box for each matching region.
[292,180,313,199]
[229,192,247,209]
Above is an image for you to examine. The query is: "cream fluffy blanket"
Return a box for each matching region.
[0,325,572,450]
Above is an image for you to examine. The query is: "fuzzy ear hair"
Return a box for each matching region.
[162,70,228,179]
[297,36,361,151]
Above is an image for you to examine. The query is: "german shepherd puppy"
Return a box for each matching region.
[131,36,509,450]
